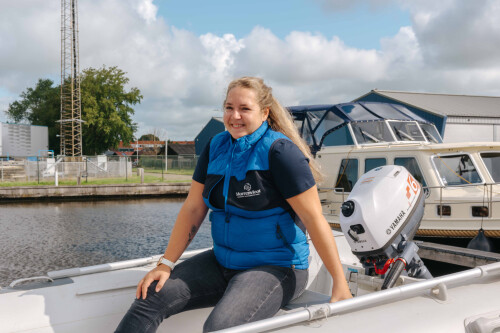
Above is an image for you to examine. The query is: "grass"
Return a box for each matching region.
[0,175,190,187]
[165,169,195,175]
[132,168,195,175]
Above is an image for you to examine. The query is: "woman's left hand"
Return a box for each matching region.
[286,186,353,304]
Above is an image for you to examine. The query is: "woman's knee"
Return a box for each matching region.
[128,280,190,320]
[203,314,233,333]
[147,279,192,310]
[115,284,166,333]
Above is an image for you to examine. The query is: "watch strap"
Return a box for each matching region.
[157,256,175,270]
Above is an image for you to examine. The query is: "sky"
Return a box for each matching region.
[1,0,500,140]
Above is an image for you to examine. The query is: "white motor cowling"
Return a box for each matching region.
[339,165,430,288]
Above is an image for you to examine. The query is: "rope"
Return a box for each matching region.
[481,183,487,229]
[415,229,500,238]
[334,146,356,188]
[328,222,500,238]
[373,258,395,275]
[433,154,473,185]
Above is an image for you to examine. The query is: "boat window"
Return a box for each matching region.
[322,125,354,146]
[360,103,411,120]
[302,119,314,146]
[419,123,443,143]
[389,121,425,142]
[390,104,428,122]
[365,158,386,173]
[351,121,394,144]
[480,152,500,182]
[394,157,427,186]
[307,111,326,131]
[314,111,345,146]
[432,154,482,185]
[340,104,378,121]
[294,120,304,136]
[335,159,358,192]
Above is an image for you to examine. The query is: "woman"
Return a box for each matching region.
[115,77,351,333]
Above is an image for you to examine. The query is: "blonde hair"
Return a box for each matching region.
[225,77,323,182]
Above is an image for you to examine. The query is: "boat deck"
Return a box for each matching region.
[2,233,500,332]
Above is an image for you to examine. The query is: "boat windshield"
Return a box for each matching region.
[480,152,500,182]
[351,121,394,144]
[289,102,443,152]
[419,123,442,144]
[388,121,425,142]
[432,154,482,186]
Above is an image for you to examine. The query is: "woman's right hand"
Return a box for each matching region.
[136,265,172,300]
[134,181,208,300]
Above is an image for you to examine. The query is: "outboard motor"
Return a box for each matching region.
[340,165,432,289]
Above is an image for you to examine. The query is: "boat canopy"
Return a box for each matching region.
[288,102,443,153]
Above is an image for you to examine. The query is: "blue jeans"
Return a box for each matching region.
[115,249,308,332]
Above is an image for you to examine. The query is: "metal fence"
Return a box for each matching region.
[133,155,198,172]
[0,155,198,184]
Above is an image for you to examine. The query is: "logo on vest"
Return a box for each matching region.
[236,182,261,199]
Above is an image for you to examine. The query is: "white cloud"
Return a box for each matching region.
[0,94,12,123]
[235,27,385,84]
[135,0,158,24]
[1,0,500,140]
[407,0,500,68]
[381,26,422,68]
[0,1,59,92]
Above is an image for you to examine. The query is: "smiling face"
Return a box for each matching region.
[223,87,269,139]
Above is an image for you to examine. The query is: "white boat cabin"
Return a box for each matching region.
[289,103,500,239]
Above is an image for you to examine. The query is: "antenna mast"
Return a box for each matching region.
[60,0,83,156]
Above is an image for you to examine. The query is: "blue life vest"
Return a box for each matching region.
[203,122,309,270]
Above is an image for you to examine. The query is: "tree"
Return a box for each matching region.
[139,134,160,141]
[5,79,61,154]
[81,66,142,155]
[139,128,167,155]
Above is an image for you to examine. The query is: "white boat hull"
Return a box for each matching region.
[317,142,500,239]
[1,232,500,333]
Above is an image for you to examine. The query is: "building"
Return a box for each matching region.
[195,117,225,155]
[116,140,166,156]
[0,122,49,157]
[167,141,195,156]
[114,140,195,156]
[355,90,500,143]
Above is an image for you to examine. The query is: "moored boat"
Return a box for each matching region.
[289,103,500,241]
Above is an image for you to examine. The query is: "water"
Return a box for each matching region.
[0,198,212,287]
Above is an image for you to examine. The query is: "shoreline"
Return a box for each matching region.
[0,182,191,202]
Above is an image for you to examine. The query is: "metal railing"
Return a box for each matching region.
[215,261,500,333]
[424,183,498,219]
[0,155,198,184]
[319,183,500,219]
[132,154,198,173]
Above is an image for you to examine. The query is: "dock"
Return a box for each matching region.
[0,182,191,202]
[417,241,500,267]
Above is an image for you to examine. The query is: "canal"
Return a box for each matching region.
[0,198,212,287]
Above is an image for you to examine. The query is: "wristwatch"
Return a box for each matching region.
[156,256,175,270]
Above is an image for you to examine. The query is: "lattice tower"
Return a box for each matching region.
[60,0,83,156]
